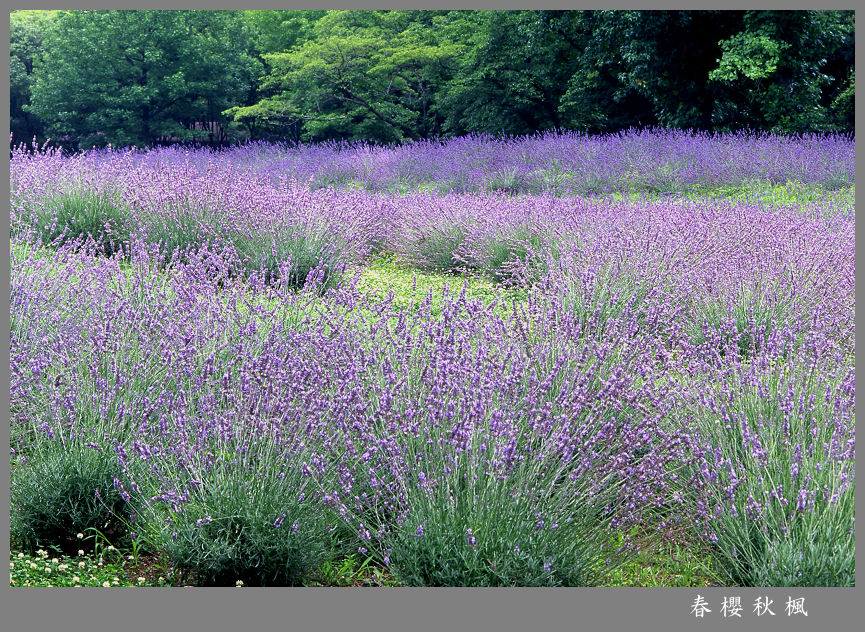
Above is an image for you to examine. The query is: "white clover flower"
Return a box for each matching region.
[103,581,111,587]
[137,576,146,585]
[76,533,84,540]
[78,561,86,568]
[78,550,85,557]
[235,579,244,587]
[72,575,80,583]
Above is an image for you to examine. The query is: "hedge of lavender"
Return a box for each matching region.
[216,128,856,195]
[9,131,855,586]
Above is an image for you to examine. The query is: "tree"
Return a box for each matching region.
[227,10,462,143]
[10,10,58,146]
[437,11,579,136]
[709,10,855,132]
[28,10,259,148]
[242,10,325,57]
[558,10,745,131]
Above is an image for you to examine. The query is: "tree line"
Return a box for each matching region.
[10,9,855,150]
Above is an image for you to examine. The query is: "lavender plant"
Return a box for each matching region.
[127,434,334,587]
[20,188,130,256]
[680,358,855,586]
[11,435,133,554]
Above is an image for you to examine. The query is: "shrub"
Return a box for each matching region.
[232,223,347,291]
[132,436,333,587]
[138,200,223,268]
[405,223,470,275]
[27,189,130,256]
[11,437,131,553]
[688,292,794,358]
[557,264,658,340]
[387,471,622,587]
[477,229,551,285]
[685,362,855,586]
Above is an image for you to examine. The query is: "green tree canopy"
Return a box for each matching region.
[226,10,463,143]
[15,9,854,148]
[28,10,259,148]
[10,10,59,145]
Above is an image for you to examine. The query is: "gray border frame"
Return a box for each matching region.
[2,2,860,631]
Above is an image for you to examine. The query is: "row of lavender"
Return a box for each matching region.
[254,129,855,194]
[35,128,850,194]
[10,236,854,586]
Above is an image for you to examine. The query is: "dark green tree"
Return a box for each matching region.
[709,10,855,131]
[10,10,58,146]
[438,11,579,136]
[570,10,746,130]
[28,10,259,148]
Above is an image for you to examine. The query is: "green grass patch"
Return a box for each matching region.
[351,255,529,316]
[602,530,723,587]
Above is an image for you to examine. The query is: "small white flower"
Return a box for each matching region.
[78,561,86,568]
[44,566,52,572]
[102,581,111,587]
[51,558,59,564]
[29,562,38,570]
[107,546,116,552]
[17,553,24,559]
[9,562,14,569]
[157,576,165,584]
[78,550,85,557]
[72,575,80,583]
[58,564,68,571]
[76,533,84,540]
[235,579,244,587]
[137,576,146,585]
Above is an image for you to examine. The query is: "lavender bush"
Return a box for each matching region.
[11,436,132,554]
[678,353,855,586]
[227,128,854,195]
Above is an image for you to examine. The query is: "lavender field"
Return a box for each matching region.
[9,130,855,587]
